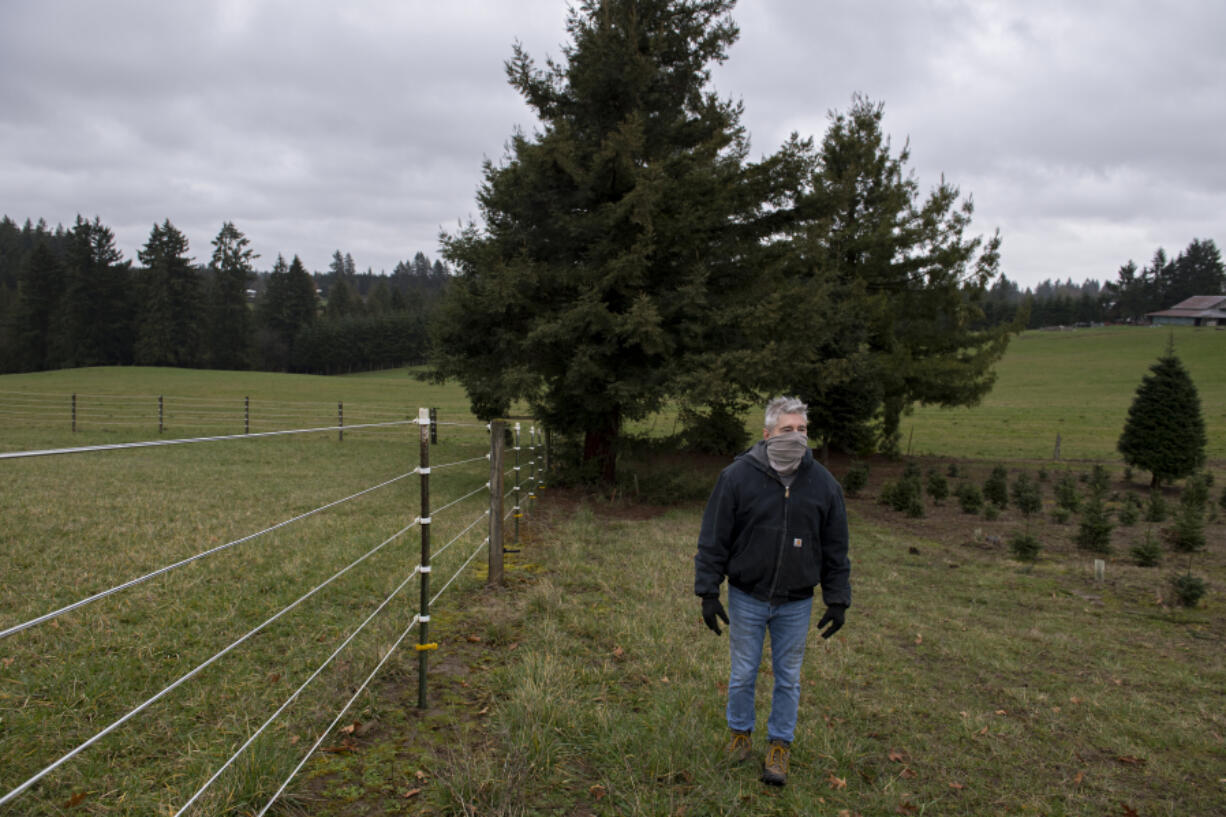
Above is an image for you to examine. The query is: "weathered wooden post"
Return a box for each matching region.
[71,393,76,432]
[244,396,250,435]
[1053,433,1062,461]
[488,420,505,586]
[338,402,344,442]
[158,395,164,434]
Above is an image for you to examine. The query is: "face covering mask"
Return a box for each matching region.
[765,431,808,475]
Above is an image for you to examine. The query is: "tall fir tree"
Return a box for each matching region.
[434,0,779,479]
[135,220,202,366]
[61,215,133,366]
[10,241,65,371]
[207,221,257,369]
[1117,340,1206,488]
[780,97,1015,454]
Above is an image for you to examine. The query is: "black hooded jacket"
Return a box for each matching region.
[694,441,851,607]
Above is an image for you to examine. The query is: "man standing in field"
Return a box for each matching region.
[694,396,851,786]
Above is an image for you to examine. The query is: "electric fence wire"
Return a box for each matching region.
[173,563,424,816]
[430,453,490,471]
[0,516,424,808]
[0,469,420,640]
[0,419,418,460]
[430,481,490,518]
[255,534,491,817]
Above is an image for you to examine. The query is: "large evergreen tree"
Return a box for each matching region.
[10,241,65,371]
[1117,341,1206,488]
[135,219,202,366]
[207,221,257,369]
[434,0,771,479]
[780,97,1015,453]
[61,216,133,366]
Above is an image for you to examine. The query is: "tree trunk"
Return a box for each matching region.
[583,413,620,484]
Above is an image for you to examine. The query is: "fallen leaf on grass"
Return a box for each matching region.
[466,635,482,643]
[660,676,670,684]
[896,801,918,815]
[289,735,299,745]
[1073,771,1085,785]
[321,738,358,754]
[948,781,964,790]
[340,722,361,735]
[888,749,907,762]
[589,784,607,801]
[1,657,13,668]
[612,645,625,659]
[508,641,519,650]
[477,705,490,716]
[977,726,989,736]
[900,768,918,779]
[1116,755,1146,765]
[827,773,847,790]
[415,769,429,781]
[914,634,923,645]
[1120,804,1139,817]
[63,793,87,809]
[994,709,1007,715]
[1070,696,1084,705]
[403,788,422,799]
[266,672,281,684]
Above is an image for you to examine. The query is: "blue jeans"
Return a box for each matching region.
[726,585,813,744]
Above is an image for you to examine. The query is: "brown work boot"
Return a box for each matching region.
[761,739,789,786]
[726,729,753,765]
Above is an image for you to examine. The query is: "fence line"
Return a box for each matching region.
[0,468,420,641]
[0,419,417,460]
[1,407,548,813]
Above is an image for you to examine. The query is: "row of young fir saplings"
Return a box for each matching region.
[842,461,1220,607]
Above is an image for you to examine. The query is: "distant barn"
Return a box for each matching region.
[1147,295,1226,326]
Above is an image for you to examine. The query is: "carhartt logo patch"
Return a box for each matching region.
[793,538,803,548]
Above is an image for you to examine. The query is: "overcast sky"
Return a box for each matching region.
[2,1,1223,289]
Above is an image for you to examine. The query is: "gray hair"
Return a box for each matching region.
[764,396,808,431]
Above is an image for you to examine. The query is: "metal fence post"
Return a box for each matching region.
[244,396,249,435]
[416,407,433,708]
[158,395,164,434]
[338,402,344,442]
[513,422,521,547]
[429,407,438,444]
[488,420,505,586]
[527,425,538,511]
[542,427,550,489]
[71,393,76,433]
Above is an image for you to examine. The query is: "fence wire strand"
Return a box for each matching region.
[0,469,419,640]
[174,563,423,816]
[0,516,422,807]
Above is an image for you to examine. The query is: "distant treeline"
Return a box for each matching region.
[980,237,1225,328]
[0,215,450,374]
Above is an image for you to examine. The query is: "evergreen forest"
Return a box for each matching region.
[0,216,449,374]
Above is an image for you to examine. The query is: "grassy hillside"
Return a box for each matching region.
[906,326,1226,463]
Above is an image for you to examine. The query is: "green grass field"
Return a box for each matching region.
[905,326,1226,463]
[1,328,1223,815]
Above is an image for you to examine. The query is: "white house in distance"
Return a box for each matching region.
[1147,295,1226,326]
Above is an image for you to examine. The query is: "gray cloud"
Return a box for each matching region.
[2,0,1223,286]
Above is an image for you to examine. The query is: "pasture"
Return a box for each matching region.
[1,325,1223,815]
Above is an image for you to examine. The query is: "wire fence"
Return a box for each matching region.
[0,406,546,815]
[0,389,415,437]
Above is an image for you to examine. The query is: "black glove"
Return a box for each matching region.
[817,604,846,639]
[701,597,729,635]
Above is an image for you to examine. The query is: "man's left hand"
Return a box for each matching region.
[817,604,846,639]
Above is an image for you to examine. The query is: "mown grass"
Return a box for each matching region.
[0,370,516,815]
[905,326,1226,462]
[336,492,1225,816]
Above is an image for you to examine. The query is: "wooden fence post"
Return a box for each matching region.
[338,402,344,442]
[244,396,249,435]
[488,420,505,586]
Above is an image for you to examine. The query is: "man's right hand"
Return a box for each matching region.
[702,597,729,635]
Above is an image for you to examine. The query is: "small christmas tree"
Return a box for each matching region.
[1118,340,1207,488]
